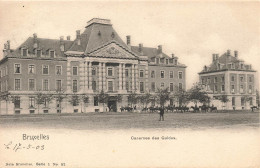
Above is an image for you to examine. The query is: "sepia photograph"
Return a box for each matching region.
[0,1,259,168]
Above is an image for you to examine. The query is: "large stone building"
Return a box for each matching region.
[0,18,186,115]
[198,50,258,110]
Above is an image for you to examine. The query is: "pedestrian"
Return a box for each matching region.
[159,106,164,121]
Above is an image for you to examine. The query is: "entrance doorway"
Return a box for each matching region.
[108,100,117,112]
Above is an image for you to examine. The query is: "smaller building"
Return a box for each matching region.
[198,50,258,110]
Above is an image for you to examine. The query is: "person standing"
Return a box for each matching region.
[159,106,164,121]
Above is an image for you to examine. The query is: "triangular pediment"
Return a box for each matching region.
[88,41,138,59]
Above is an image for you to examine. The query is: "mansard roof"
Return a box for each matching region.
[199,50,256,74]
[68,20,128,54]
[10,37,73,57]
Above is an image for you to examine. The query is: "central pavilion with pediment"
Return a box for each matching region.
[0,18,186,114]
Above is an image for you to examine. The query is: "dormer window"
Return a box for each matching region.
[175,60,177,65]
[240,64,244,69]
[50,50,55,58]
[166,59,169,64]
[22,48,28,56]
[36,49,42,57]
[156,58,159,64]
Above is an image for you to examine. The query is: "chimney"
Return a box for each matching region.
[234,50,238,58]
[33,33,38,49]
[227,49,231,56]
[67,36,71,41]
[60,36,65,52]
[171,53,175,58]
[138,43,143,55]
[158,45,162,54]
[76,30,81,45]
[126,36,131,46]
[3,43,8,57]
[212,54,216,62]
[216,54,219,60]
[6,40,10,50]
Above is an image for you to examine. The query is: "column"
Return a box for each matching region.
[88,62,92,91]
[85,61,89,91]
[131,64,135,91]
[67,60,71,93]
[145,64,148,92]
[122,63,126,90]
[102,63,106,91]
[135,64,139,92]
[118,63,122,91]
[98,62,102,91]
[79,61,84,93]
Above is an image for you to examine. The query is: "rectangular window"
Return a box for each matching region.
[231,76,235,82]
[94,96,98,106]
[249,97,253,105]
[170,83,174,92]
[231,85,235,93]
[92,81,97,91]
[161,82,164,88]
[240,76,244,82]
[161,71,165,78]
[73,67,78,76]
[240,85,244,93]
[214,85,218,92]
[249,76,253,82]
[43,79,49,91]
[73,80,77,92]
[151,70,155,78]
[29,79,35,91]
[107,67,113,76]
[156,58,159,64]
[29,97,35,108]
[22,48,27,56]
[43,65,49,75]
[36,50,41,57]
[179,83,183,91]
[126,81,129,91]
[108,81,113,91]
[214,77,217,83]
[14,64,21,74]
[56,65,62,75]
[151,82,155,92]
[170,71,173,78]
[15,79,21,90]
[249,85,252,94]
[43,98,49,108]
[232,97,235,106]
[125,69,129,77]
[92,67,96,76]
[139,70,144,78]
[222,76,225,82]
[178,72,183,79]
[14,97,20,108]
[241,97,245,106]
[56,80,62,91]
[221,85,225,92]
[50,51,55,58]
[140,82,144,92]
[0,81,1,92]
[28,65,35,74]
[166,59,169,64]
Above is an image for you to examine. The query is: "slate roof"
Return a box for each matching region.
[130,46,169,58]
[68,23,128,54]
[9,37,73,57]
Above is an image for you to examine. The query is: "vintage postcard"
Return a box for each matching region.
[0,1,259,168]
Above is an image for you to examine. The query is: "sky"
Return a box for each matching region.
[0,1,259,89]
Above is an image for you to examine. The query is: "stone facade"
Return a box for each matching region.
[0,18,186,115]
[199,50,258,110]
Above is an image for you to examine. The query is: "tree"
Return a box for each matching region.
[68,94,80,112]
[174,86,189,106]
[35,92,45,114]
[1,94,10,115]
[156,88,170,107]
[216,95,229,110]
[138,92,152,110]
[188,83,209,106]
[128,92,138,107]
[81,94,89,113]
[116,94,123,110]
[55,89,66,113]
[97,90,109,112]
